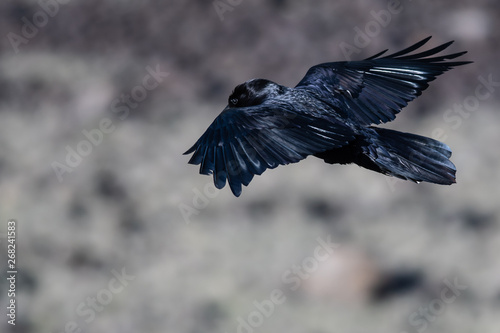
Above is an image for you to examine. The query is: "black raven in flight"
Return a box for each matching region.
[185,37,471,196]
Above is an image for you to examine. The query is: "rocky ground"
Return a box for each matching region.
[0,1,499,333]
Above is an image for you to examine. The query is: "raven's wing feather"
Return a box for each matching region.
[295,36,471,125]
[184,102,354,196]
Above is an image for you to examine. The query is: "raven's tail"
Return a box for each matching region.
[363,127,456,184]
[315,127,456,184]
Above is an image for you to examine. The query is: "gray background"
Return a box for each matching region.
[0,0,499,332]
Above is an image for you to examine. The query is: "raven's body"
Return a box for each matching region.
[185,37,471,196]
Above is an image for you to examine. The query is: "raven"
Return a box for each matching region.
[184,37,471,197]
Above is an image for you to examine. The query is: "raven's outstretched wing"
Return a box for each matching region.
[295,36,471,125]
[184,102,354,196]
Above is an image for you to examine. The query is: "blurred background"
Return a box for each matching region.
[0,0,499,332]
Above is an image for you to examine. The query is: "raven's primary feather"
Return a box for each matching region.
[185,37,471,196]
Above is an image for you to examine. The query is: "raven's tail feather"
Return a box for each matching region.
[315,127,456,184]
[365,127,456,184]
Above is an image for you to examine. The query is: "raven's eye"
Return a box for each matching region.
[230,98,238,106]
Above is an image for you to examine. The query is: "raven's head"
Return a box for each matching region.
[227,79,286,108]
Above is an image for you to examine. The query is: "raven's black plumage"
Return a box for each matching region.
[185,37,471,196]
